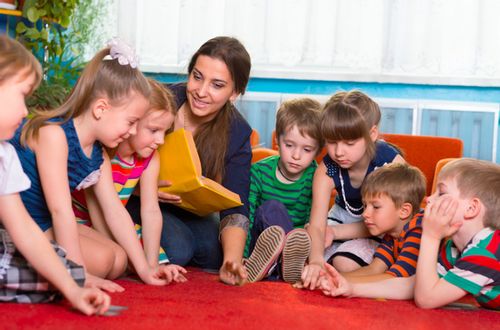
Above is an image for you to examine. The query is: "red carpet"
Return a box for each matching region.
[1,269,498,330]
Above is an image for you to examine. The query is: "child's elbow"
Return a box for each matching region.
[414,293,438,309]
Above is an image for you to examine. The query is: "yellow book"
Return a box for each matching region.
[158,129,242,216]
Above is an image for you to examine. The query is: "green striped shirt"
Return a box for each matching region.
[245,155,316,257]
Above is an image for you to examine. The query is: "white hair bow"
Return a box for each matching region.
[104,37,139,69]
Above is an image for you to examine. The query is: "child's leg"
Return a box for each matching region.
[77,225,128,279]
[329,238,380,272]
[245,226,285,282]
[249,200,294,253]
[0,228,84,303]
[281,228,311,283]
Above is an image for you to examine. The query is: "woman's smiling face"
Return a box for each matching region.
[186,55,238,123]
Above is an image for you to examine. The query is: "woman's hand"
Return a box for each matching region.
[157,180,182,204]
[85,273,125,293]
[219,260,247,286]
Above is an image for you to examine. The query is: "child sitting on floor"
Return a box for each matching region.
[415,158,500,310]
[0,35,109,314]
[301,91,404,290]
[71,78,186,280]
[244,98,323,283]
[318,163,426,298]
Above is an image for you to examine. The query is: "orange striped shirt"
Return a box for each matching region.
[374,212,423,277]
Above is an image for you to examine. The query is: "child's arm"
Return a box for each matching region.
[302,163,334,289]
[91,153,169,285]
[138,152,164,267]
[84,188,113,239]
[327,222,371,241]
[320,263,414,300]
[415,195,466,308]
[32,125,85,265]
[341,258,391,282]
[0,194,110,315]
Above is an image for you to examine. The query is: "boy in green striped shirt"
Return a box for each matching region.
[244,98,323,283]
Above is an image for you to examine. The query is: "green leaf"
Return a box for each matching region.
[15,22,27,34]
[26,7,39,22]
[25,28,40,40]
[40,29,49,41]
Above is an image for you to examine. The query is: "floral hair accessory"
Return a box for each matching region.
[103,37,139,68]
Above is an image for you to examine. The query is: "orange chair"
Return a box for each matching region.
[431,158,458,194]
[382,134,463,196]
[251,147,279,163]
[250,129,260,148]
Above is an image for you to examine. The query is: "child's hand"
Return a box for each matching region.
[424,195,461,240]
[157,180,182,204]
[324,225,335,248]
[67,286,111,316]
[85,273,125,293]
[219,260,247,286]
[300,261,325,290]
[157,264,188,284]
[320,263,352,297]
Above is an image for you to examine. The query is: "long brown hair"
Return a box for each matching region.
[21,47,151,145]
[187,36,251,181]
[0,35,41,92]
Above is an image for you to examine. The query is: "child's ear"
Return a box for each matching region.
[464,198,481,219]
[369,125,379,142]
[398,202,413,220]
[92,98,109,120]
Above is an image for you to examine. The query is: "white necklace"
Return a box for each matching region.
[338,169,363,217]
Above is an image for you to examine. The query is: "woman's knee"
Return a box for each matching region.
[160,216,195,266]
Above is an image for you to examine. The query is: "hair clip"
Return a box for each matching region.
[103,37,139,69]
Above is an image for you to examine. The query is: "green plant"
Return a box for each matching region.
[15,0,80,109]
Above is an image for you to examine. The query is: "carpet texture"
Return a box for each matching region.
[1,269,498,330]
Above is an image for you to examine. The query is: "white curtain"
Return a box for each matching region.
[113,0,500,86]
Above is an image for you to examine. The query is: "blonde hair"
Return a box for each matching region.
[362,163,426,218]
[147,79,177,134]
[0,35,41,93]
[21,47,151,145]
[275,98,324,152]
[321,90,381,161]
[439,158,500,230]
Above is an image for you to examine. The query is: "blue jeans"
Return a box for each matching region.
[248,200,294,254]
[126,195,223,272]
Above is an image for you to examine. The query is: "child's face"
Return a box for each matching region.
[128,109,175,158]
[326,138,368,169]
[0,71,36,140]
[427,176,465,226]
[362,193,406,237]
[277,125,319,178]
[97,92,149,148]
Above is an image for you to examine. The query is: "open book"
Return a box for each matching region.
[158,129,242,216]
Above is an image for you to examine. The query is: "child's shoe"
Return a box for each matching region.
[245,226,285,282]
[281,228,311,284]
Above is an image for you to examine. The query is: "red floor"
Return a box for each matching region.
[1,269,498,330]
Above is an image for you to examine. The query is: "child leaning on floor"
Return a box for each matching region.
[72,79,186,282]
[244,98,323,283]
[318,163,426,298]
[0,35,110,314]
[301,90,405,289]
[10,38,182,290]
[414,158,500,310]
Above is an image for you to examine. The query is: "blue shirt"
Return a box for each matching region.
[324,140,399,216]
[9,118,103,231]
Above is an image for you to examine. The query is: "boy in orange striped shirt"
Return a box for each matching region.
[317,163,426,298]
